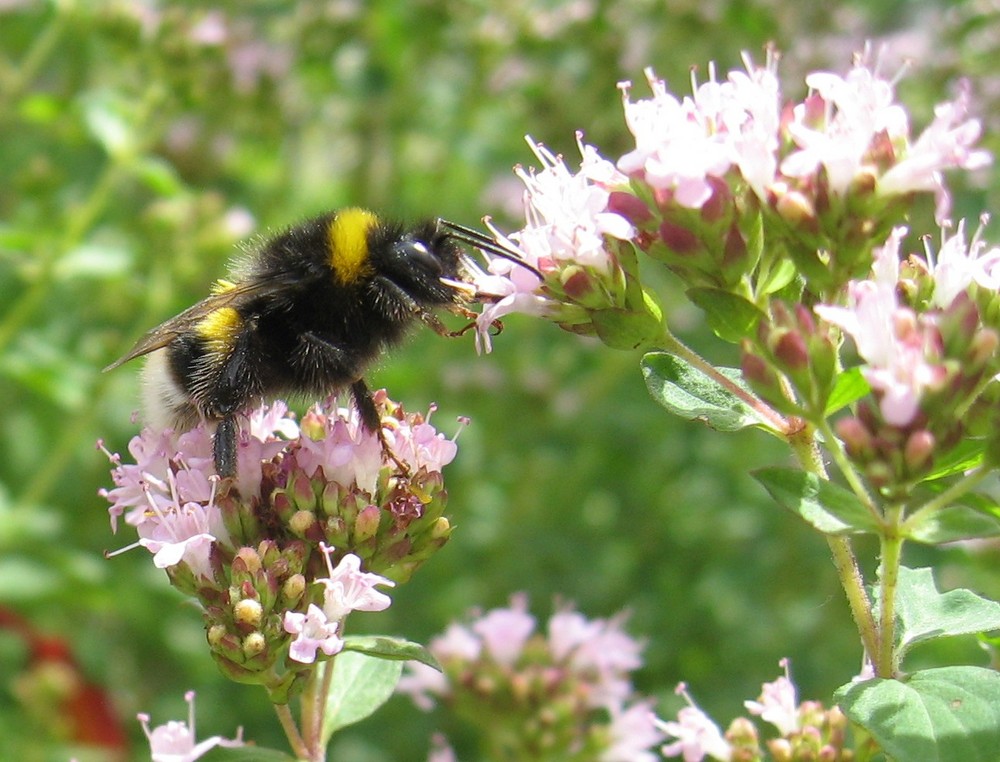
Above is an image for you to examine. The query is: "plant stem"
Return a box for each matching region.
[787,421,879,662]
[274,702,309,761]
[816,419,880,523]
[658,327,790,433]
[876,503,905,677]
[827,534,879,662]
[316,658,335,746]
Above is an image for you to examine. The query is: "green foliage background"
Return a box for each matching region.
[0,1,998,759]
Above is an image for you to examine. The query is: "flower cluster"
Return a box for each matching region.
[474,135,665,353]
[100,393,459,700]
[396,594,662,762]
[659,660,851,762]
[814,224,1000,491]
[479,46,989,327]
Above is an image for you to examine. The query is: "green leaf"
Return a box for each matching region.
[825,366,869,415]
[903,504,1000,544]
[641,352,770,432]
[79,89,137,158]
[322,650,403,742]
[134,155,185,196]
[200,746,295,761]
[342,635,441,670]
[590,289,664,351]
[686,287,767,343]
[744,209,765,274]
[836,666,1000,762]
[758,258,798,298]
[889,566,1000,659]
[753,467,880,534]
[920,439,986,482]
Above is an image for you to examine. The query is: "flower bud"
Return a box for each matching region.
[354,504,381,543]
[774,330,809,372]
[207,624,228,648]
[767,738,793,762]
[271,489,295,523]
[282,574,306,606]
[289,509,317,538]
[726,716,759,746]
[607,191,653,225]
[904,430,935,473]
[700,177,731,223]
[818,745,838,762]
[865,461,893,491]
[234,598,264,628]
[835,417,874,460]
[324,515,350,547]
[234,546,262,576]
[429,516,451,540]
[242,632,267,658]
[850,165,878,195]
[775,189,818,232]
[659,220,699,254]
[299,409,325,441]
[969,328,999,368]
[290,469,315,511]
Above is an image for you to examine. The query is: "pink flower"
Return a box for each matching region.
[428,734,458,762]
[316,544,395,621]
[923,217,1000,307]
[879,79,991,221]
[815,227,943,425]
[138,690,243,762]
[549,609,644,706]
[396,661,449,711]
[431,621,483,661]
[474,135,634,350]
[619,68,733,208]
[233,400,297,496]
[658,684,732,762]
[106,467,229,580]
[744,658,800,735]
[782,61,907,195]
[384,402,461,475]
[295,406,385,494]
[471,593,536,667]
[602,701,664,762]
[283,604,344,664]
[618,53,781,204]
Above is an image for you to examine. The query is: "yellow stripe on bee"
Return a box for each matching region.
[196,306,242,354]
[327,207,378,285]
[211,278,237,294]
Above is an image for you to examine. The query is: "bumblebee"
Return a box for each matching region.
[106,207,535,477]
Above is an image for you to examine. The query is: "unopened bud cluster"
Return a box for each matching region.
[833,284,1000,495]
[741,301,838,419]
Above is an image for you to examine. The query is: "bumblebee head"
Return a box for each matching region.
[367,219,468,306]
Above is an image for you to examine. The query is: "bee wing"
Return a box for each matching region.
[103,277,288,371]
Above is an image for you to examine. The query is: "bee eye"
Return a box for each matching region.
[394,240,442,275]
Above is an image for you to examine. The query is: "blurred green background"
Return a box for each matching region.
[1,1,999,759]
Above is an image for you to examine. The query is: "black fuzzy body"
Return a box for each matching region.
[113,209,471,476]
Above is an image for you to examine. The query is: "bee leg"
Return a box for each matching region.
[350,378,410,477]
[298,333,410,477]
[419,308,503,338]
[213,414,239,477]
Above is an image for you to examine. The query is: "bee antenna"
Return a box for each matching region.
[438,219,543,279]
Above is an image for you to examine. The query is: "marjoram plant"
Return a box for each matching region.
[101,45,1000,761]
